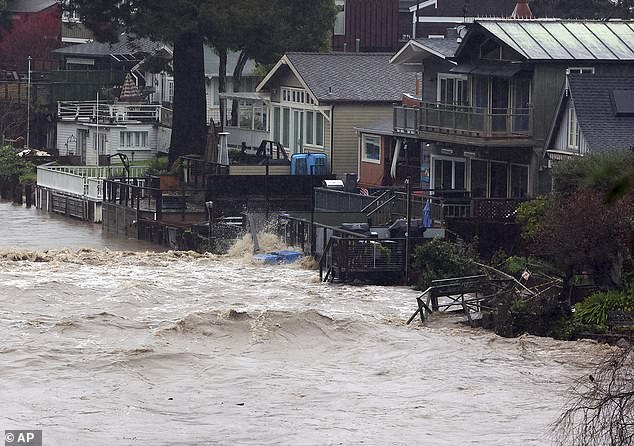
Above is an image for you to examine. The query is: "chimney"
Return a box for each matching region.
[511,0,533,19]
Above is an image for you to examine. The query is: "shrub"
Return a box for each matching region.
[411,237,479,290]
[573,290,634,327]
[147,156,180,176]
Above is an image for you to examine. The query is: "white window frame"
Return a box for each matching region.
[567,105,580,150]
[566,67,595,75]
[437,74,469,105]
[361,134,381,164]
[119,131,149,149]
[431,155,466,190]
[334,0,346,36]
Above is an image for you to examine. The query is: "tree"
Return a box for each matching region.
[0,8,61,70]
[66,0,208,163]
[200,0,336,125]
[526,153,634,293]
[530,0,631,19]
[556,343,634,446]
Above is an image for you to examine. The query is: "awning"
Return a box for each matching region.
[450,63,523,78]
[545,149,582,161]
[219,91,269,102]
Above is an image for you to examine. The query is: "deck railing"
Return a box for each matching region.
[394,103,533,138]
[37,164,148,200]
[58,101,173,126]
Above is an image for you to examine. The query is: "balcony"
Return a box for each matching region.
[58,101,173,127]
[394,102,533,143]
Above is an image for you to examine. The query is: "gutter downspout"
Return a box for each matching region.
[391,139,401,179]
[330,105,334,175]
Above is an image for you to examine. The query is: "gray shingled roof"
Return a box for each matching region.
[413,37,460,58]
[285,52,416,103]
[5,0,57,13]
[52,34,164,58]
[475,19,634,61]
[569,75,634,152]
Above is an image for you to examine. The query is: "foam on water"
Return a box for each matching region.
[0,203,613,444]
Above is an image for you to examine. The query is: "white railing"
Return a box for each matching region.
[225,126,269,149]
[58,101,173,126]
[37,164,148,200]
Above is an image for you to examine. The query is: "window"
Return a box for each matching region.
[490,162,509,198]
[94,132,107,155]
[438,74,469,106]
[480,40,501,60]
[568,105,580,150]
[315,113,324,146]
[281,87,312,105]
[282,108,290,147]
[273,107,281,142]
[119,131,148,148]
[304,111,325,148]
[362,135,380,163]
[432,157,466,190]
[470,159,488,198]
[567,67,595,75]
[334,0,345,35]
[510,165,528,198]
[168,81,174,103]
[512,78,531,133]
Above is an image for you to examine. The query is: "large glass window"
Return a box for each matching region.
[362,135,380,163]
[512,78,531,133]
[282,108,290,148]
[305,111,314,145]
[316,113,324,146]
[438,75,469,105]
[491,77,510,132]
[119,131,148,148]
[510,164,528,198]
[432,157,466,191]
[334,0,345,35]
[568,105,580,150]
[273,107,280,142]
[470,159,488,198]
[490,162,509,198]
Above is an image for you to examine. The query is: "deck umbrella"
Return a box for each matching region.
[119,73,142,102]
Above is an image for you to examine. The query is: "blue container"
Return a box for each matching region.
[253,254,281,265]
[291,153,329,175]
[271,250,303,263]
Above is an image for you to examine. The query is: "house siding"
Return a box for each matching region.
[330,103,393,178]
[333,0,400,52]
[532,65,568,146]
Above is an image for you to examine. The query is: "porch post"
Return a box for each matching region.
[405,177,411,284]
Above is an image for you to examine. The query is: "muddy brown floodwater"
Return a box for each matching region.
[0,201,609,444]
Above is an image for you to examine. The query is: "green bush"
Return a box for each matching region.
[147,156,180,176]
[411,237,479,290]
[573,290,634,327]
[515,197,552,241]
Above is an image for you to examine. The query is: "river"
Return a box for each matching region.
[0,201,608,445]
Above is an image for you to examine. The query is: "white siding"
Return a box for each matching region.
[552,101,589,154]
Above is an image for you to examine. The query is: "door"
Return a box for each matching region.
[292,109,303,154]
[491,78,509,133]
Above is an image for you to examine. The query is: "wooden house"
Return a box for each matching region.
[405,0,517,39]
[545,75,634,160]
[332,0,401,52]
[360,19,634,198]
[256,52,416,178]
[0,0,62,71]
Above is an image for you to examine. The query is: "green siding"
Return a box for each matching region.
[330,104,392,178]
